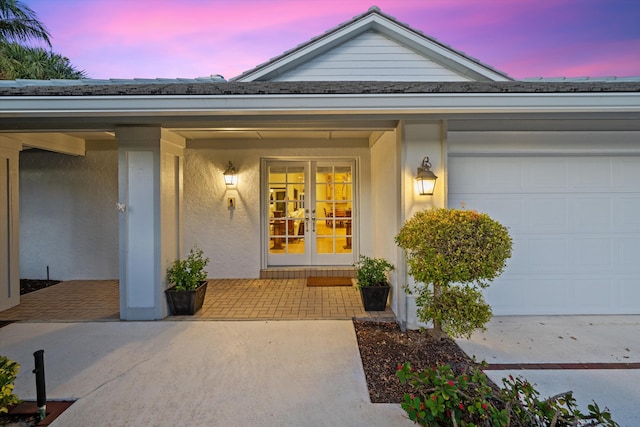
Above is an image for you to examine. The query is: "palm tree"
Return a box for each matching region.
[0,1,87,79]
[0,0,51,47]
[0,42,86,79]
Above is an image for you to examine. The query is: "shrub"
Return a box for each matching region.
[0,356,20,413]
[396,362,619,427]
[166,245,210,291]
[353,255,394,288]
[395,208,512,339]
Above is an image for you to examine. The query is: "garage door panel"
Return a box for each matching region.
[568,198,611,232]
[614,198,640,232]
[615,158,640,189]
[573,279,614,310]
[571,158,613,189]
[523,278,572,312]
[616,238,640,271]
[485,159,524,191]
[449,154,640,315]
[525,198,567,233]
[524,157,568,190]
[620,279,640,310]
[572,238,612,271]
[483,278,526,314]
[526,238,569,272]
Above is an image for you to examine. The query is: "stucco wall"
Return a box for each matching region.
[20,149,119,280]
[20,141,372,281]
[184,142,372,278]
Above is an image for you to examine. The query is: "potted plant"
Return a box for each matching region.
[165,245,210,315]
[354,255,394,311]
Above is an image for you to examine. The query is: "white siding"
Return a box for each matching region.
[448,132,640,315]
[273,31,471,82]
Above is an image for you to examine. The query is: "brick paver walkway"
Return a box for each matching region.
[0,279,395,322]
[0,280,120,321]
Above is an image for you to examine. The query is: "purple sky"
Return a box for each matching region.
[23,0,640,80]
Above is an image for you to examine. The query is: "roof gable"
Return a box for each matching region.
[233,7,512,82]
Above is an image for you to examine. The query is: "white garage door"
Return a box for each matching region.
[448,155,640,315]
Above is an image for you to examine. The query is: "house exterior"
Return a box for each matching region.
[1,7,639,327]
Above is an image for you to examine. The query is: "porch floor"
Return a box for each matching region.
[0,279,395,322]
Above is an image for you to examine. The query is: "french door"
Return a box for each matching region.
[264,159,355,266]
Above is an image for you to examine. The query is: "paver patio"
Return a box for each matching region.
[0,279,395,322]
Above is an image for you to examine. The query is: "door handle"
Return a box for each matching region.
[304,209,310,228]
[310,209,316,232]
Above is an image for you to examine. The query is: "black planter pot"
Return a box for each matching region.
[359,285,390,311]
[165,281,208,315]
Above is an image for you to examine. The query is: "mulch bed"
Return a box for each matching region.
[353,319,477,403]
[19,280,61,295]
[1,401,74,426]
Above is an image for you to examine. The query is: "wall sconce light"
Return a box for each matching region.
[415,156,438,195]
[223,161,237,186]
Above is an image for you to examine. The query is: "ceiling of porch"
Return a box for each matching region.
[12,117,396,155]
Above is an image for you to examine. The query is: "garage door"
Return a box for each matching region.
[448,155,640,315]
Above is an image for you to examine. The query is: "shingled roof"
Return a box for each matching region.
[1,80,640,97]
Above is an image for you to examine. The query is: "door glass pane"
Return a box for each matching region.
[269,165,305,254]
[314,164,352,255]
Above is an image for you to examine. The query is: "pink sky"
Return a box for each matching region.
[24,0,640,80]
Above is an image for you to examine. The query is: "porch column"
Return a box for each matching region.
[398,120,447,330]
[116,126,185,320]
[0,137,21,311]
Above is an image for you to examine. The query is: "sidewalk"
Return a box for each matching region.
[456,315,640,427]
[0,320,412,427]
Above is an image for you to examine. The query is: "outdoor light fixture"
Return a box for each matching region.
[415,156,438,195]
[223,161,237,185]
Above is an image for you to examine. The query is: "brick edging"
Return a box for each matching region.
[483,363,640,370]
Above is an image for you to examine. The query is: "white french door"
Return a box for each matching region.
[264,159,356,266]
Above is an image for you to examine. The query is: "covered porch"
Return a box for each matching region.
[0,279,395,322]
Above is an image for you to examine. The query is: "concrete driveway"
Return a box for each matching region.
[457,315,640,427]
[0,320,412,427]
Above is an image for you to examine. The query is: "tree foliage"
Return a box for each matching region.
[0,0,51,46]
[0,42,86,79]
[395,208,512,339]
[0,355,20,413]
[0,0,86,79]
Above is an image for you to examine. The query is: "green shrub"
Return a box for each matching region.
[396,362,619,427]
[0,355,20,413]
[166,245,210,291]
[395,208,512,339]
[353,255,394,288]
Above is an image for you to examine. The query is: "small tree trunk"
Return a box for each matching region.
[431,282,443,341]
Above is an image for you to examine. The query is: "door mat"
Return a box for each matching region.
[306,277,353,287]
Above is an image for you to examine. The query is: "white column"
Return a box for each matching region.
[398,120,447,330]
[0,137,21,311]
[116,127,184,320]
